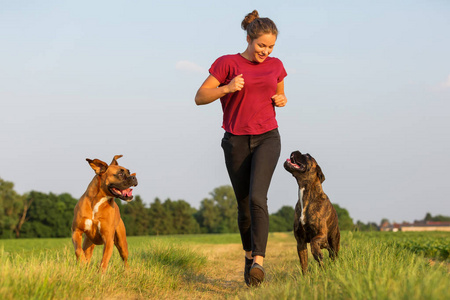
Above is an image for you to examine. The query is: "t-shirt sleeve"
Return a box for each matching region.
[209,56,229,84]
[277,59,288,83]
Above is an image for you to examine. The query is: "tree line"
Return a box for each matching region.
[1,177,358,239]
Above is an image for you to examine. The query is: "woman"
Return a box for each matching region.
[195,10,287,287]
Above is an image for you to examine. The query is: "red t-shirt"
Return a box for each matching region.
[209,53,287,135]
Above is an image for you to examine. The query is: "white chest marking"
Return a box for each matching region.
[92,197,109,220]
[299,188,306,225]
[85,219,93,231]
[85,197,109,233]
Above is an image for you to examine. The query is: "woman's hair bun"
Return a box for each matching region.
[241,10,259,30]
[240,10,278,40]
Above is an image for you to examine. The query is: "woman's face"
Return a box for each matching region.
[246,33,277,63]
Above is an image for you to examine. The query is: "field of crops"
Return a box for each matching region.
[351,231,450,261]
[393,234,449,261]
[0,231,449,299]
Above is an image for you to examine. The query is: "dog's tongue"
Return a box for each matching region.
[122,188,133,197]
[113,188,133,197]
[287,158,296,165]
[286,158,301,168]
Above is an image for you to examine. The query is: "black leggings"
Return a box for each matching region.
[221,128,281,257]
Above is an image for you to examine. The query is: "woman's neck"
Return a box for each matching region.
[240,50,251,61]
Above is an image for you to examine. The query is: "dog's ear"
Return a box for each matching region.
[86,159,108,175]
[316,164,325,183]
[110,155,123,166]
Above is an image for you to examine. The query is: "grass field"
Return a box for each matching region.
[1,231,449,299]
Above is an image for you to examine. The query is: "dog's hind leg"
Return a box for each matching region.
[311,234,327,267]
[114,219,129,268]
[82,237,96,263]
[328,229,340,260]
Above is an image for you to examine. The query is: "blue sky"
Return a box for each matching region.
[1,0,449,224]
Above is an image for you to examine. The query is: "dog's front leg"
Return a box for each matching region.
[297,241,308,274]
[72,229,87,263]
[100,233,115,272]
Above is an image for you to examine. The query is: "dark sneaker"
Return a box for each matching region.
[248,263,265,287]
[244,257,253,286]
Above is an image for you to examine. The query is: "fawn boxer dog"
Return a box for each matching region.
[71,155,138,272]
[284,151,340,274]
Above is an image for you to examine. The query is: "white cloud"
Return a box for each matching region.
[440,74,450,89]
[175,60,206,74]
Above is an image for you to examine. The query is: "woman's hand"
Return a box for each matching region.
[195,74,245,105]
[272,93,287,107]
[225,74,245,93]
[272,79,287,107]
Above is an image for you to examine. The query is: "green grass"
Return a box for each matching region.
[365,231,450,260]
[0,238,208,299]
[131,233,243,245]
[247,231,450,300]
[0,232,449,299]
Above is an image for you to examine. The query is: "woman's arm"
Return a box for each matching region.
[195,74,245,105]
[271,79,287,107]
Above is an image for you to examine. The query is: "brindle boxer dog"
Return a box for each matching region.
[284,151,340,274]
[71,155,137,272]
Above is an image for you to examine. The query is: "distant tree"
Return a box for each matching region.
[0,178,22,238]
[14,194,34,238]
[269,215,290,232]
[380,218,389,225]
[274,206,295,223]
[194,198,221,233]
[19,191,77,238]
[333,204,354,230]
[424,212,450,222]
[433,215,450,222]
[120,195,151,236]
[269,206,295,232]
[194,185,238,233]
[165,199,200,234]
[211,185,238,233]
[148,198,200,235]
[355,220,379,231]
[148,198,172,235]
[56,193,78,236]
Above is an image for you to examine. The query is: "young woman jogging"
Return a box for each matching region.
[195,10,287,286]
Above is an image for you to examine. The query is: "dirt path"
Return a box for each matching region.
[174,234,298,299]
[187,244,246,298]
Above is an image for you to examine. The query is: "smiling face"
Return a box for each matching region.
[243,33,277,63]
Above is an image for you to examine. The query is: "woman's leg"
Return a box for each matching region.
[221,132,253,252]
[248,129,281,259]
[222,129,280,286]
